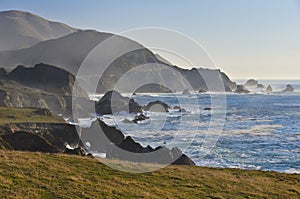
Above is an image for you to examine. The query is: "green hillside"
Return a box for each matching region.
[0,107,64,125]
[0,150,299,199]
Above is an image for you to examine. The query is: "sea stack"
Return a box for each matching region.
[266,85,272,93]
[235,85,250,94]
[257,83,264,89]
[182,89,191,95]
[282,84,294,92]
[245,79,258,87]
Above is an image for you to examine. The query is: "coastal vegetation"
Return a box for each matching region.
[0,150,299,198]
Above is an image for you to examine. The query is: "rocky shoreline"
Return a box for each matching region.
[0,105,195,166]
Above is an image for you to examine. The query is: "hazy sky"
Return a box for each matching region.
[1,0,300,79]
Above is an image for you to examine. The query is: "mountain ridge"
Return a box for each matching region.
[0,10,236,93]
[0,10,77,51]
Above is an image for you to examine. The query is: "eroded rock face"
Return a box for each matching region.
[0,116,195,165]
[82,119,195,165]
[282,84,294,92]
[81,120,125,152]
[8,64,87,97]
[2,131,57,152]
[143,100,170,112]
[0,123,81,153]
[235,85,250,94]
[95,90,142,115]
[107,137,195,166]
[0,64,89,116]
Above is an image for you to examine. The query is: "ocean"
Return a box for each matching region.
[84,80,300,174]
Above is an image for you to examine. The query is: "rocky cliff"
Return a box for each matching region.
[0,118,195,165]
[0,63,88,116]
[81,119,195,165]
[0,122,81,152]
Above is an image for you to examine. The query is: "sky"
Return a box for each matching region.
[1,0,300,79]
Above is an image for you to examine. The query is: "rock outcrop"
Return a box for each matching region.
[0,64,89,116]
[257,84,264,89]
[235,85,250,94]
[182,89,191,95]
[64,147,86,156]
[95,90,142,115]
[245,79,258,87]
[0,122,81,152]
[81,119,195,165]
[282,84,294,92]
[0,68,7,78]
[0,110,195,165]
[0,80,73,115]
[132,114,149,123]
[266,85,273,93]
[198,89,207,93]
[173,106,186,112]
[143,100,170,112]
[8,64,87,97]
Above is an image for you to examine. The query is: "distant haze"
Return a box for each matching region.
[0,0,300,79]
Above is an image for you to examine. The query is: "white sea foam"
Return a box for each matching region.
[223,124,283,136]
[284,168,300,174]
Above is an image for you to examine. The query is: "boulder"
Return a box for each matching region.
[173,105,186,112]
[32,108,53,116]
[245,79,258,87]
[198,89,207,93]
[282,84,294,92]
[143,100,170,112]
[234,85,250,94]
[266,85,273,93]
[172,154,196,165]
[257,84,264,89]
[122,114,149,124]
[64,147,86,156]
[95,90,142,115]
[182,89,191,95]
[132,114,149,123]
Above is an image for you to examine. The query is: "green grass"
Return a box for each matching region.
[0,150,299,198]
[0,107,64,124]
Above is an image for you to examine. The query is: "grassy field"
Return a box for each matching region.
[0,150,299,199]
[0,107,64,124]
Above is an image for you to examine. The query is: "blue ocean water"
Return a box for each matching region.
[100,80,300,173]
